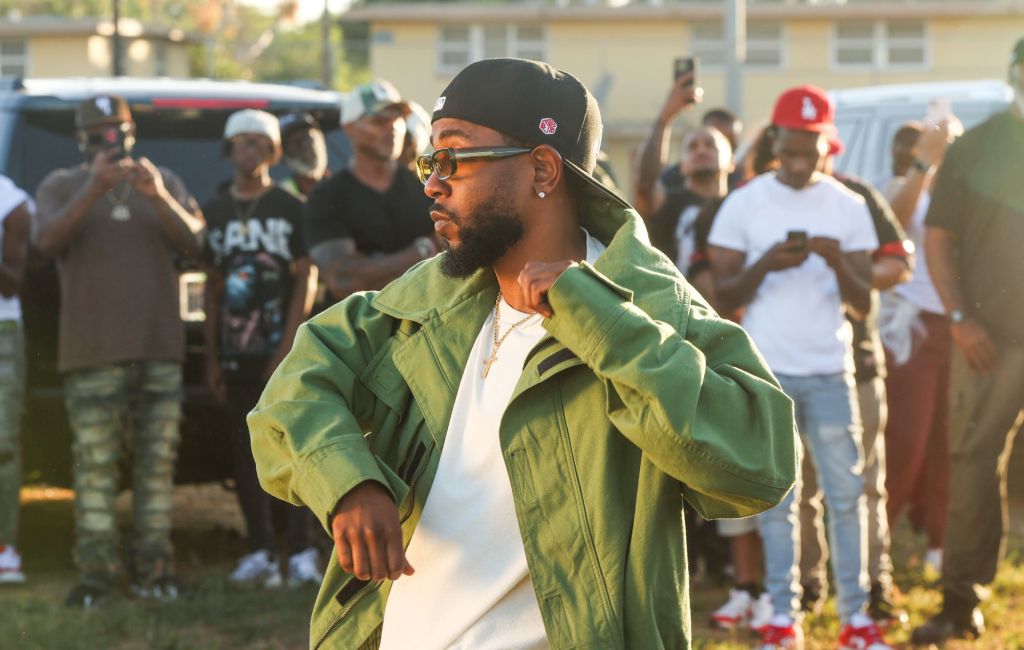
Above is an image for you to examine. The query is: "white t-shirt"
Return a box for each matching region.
[891,190,944,315]
[708,172,878,376]
[380,232,607,650]
[0,175,28,323]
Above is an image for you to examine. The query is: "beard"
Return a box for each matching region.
[437,187,525,279]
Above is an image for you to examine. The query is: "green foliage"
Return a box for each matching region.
[1,0,366,89]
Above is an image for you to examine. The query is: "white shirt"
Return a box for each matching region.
[380,232,607,650]
[0,175,28,323]
[892,190,944,315]
[708,172,878,376]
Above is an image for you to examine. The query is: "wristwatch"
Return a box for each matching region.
[414,237,434,259]
[950,309,967,324]
[912,158,933,174]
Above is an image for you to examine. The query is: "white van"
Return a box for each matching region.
[831,79,1012,186]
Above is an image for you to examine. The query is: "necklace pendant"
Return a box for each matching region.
[482,355,496,379]
[111,204,131,221]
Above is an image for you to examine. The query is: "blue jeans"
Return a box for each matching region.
[757,372,868,622]
[0,321,25,546]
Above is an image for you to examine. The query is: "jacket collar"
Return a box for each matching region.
[370,196,678,325]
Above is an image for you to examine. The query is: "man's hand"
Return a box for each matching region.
[517,260,576,318]
[760,241,809,272]
[88,148,133,192]
[918,118,960,167]
[658,73,702,125]
[808,236,842,268]
[132,157,169,200]
[331,481,414,581]
[951,318,998,375]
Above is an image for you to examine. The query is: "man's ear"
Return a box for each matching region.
[529,144,563,196]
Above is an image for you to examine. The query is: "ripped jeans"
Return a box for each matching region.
[64,361,182,588]
[757,372,868,622]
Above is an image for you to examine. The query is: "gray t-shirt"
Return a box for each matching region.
[34,164,199,373]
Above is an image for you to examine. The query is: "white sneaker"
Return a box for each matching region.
[229,549,282,588]
[924,548,943,576]
[710,588,754,629]
[751,592,774,632]
[0,545,25,584]
[287,547,323,588]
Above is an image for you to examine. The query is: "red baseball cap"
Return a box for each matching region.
[771,85,836,134]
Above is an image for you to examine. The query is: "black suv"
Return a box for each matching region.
[0,77,350,485]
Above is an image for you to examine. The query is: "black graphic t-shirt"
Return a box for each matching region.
[202,187,308,361]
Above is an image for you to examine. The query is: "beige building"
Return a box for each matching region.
[341,0,1024,192]
[0,16,198,79]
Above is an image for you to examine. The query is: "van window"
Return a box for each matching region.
[5,107,350,204]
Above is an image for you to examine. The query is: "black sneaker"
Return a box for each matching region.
[911,600,984,645]
[868,581,909,629]
[65,583,111,608]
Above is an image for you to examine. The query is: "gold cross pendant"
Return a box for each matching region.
[482,354,497,379]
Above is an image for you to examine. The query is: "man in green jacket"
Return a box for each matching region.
[248,58,798,650]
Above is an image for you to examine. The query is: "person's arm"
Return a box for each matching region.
[263,257,316,379]
[247,296,411,581]
[708,242,808,315]
[311,237,435,302]
[633,73,700,218]
[884,124,951,228]
[202,265,227,402]
[925,226,997,374]
[0,202,30,298]
[872,255,911,291]
[133,159,204,259]
[808,238,872,320]
[35,150,132,257]
[520,261,798,519]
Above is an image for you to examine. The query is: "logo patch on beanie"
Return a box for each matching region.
[539,118,558,135]
[801,97,818,121]
[96,96,113,116]
[433,96,446,112]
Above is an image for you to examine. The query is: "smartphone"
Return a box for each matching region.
[925,97,952,127]
[92,125,131,160]
[674,57,698,88]
[786,230,808,249]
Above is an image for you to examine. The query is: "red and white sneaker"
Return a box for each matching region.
[710,588,754,629]
[758,617,804,650]
[839,613,893,650]
[0,545,25,584]
[750,592,774,632]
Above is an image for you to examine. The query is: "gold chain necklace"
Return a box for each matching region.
[232,187,266,236]
[106,182,132,221]
[482,295,538,379]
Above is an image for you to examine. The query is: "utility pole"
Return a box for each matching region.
[321,0,334,89]
[112,0,125,76]
[724,0,745,116]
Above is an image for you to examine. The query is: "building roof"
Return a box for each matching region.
[340,0,1022,23]
[0,16,203,43]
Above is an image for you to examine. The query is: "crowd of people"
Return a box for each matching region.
[0,39,1020,650]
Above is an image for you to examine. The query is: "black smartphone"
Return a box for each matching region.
[674,57,698,87]
[89,125,131,160]
[786,230,808,249]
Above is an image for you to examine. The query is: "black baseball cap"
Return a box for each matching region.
[76,95,132,130]
[279,111,320,138]
[431,58,629,209]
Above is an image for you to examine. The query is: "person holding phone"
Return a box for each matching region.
[33,95,204,607]
[708,86,886,650]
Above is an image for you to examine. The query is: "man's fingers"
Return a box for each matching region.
[364,530,390,580]
[347,533,370,580]
[334,534,353,573]
[385,537,407,580]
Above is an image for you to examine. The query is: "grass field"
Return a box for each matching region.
[2,484,1023,649]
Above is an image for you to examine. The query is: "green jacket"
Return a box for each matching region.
[248,198,798,650]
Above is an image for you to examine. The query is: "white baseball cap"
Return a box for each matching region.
[224,109,281,145]
[340,80,410,125]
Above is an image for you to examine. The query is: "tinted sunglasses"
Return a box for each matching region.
[415,146,533,183]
